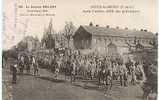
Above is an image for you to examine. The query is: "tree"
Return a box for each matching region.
[17,41,27,51]
[41,18,56,49]
[149,33,158,49]
[62,21,76,49]
[42,33,55,49]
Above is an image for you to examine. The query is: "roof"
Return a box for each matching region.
[81,25,155,39]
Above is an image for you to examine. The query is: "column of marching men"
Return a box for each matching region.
[17,54,39,76]
[7,50,156,100]
[15,53,147,89]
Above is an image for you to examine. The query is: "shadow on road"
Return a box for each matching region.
[37,76,66,83]
[72,82,106,93]
[17,73,33,76]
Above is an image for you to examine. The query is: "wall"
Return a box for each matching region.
[73,27,92,49]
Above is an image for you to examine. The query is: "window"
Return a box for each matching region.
[108,43,118,56]
[104,38,107,42]
[81,40,84,49]
[96,39,98,44]
[98,37,101,41]
[109,38,111,41]
[115,37,118,41]
[149,40,152,43]
[104,39,107,45]
[94,38,97,44]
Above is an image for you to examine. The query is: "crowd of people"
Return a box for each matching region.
[8,50,157,99]
[15,52,151,84]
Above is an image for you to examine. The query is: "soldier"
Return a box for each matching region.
[130,62,137,85]
[51,57,56,73]
[26,55,30,74]
[54,59,59,80]
[79,57,85,78]
[75,58,79,76]
[84,59,89,79]
[19,55,25,74]
[91,60,96,79]
[87,61,92,79]
[65,56,71,80]
[71,60,76,82]
[97,60,102,84]
[136,62,146,83]
[123,63,128,87]
[12,61,17,84]
[105,61,113,90]
[118,63,124,86]
[32,56,39,76]
[112,62,118,80]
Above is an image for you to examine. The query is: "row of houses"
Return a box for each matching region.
[73,23,157,62]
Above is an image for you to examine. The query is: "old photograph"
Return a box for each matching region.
[2,0,157,100]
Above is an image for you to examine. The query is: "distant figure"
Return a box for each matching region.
[2,57,5,68]
[54,60,59,80]
[26,56,30,74]
[32,57,39,76]
[19,56,25,74]
[130,63,136,85]
[71,60,76,82]
[122,64,128,87]
[118,63,128,87]
[12,62,17,84]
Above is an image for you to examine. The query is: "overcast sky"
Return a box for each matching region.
[3,0,157,49]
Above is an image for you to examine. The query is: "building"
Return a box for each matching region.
[17,36,40,52]
[73,23,155,61]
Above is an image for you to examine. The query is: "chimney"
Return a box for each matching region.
[116,26,119,29]
[156,33,158,36]
[96,24,99,27]
[125,27,128,30]
[106,25,110,28]
[144,29,147,32]
[89,22,93,26]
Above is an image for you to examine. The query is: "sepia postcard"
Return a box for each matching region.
[2,0,158,100]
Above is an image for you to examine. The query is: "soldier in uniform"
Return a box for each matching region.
[118,62,124,86]
[122,63,128,87]
[71,60,76,82]
[32,56,39,76]
[19,55,25,74]
[65,56,71,80]
[12,61,17,84]
[97,60,102,85]
[130,62,137,85]
[54,59,60,80]
[112,62,118,80]
[91,60,96,80]
[26,55,30,74]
